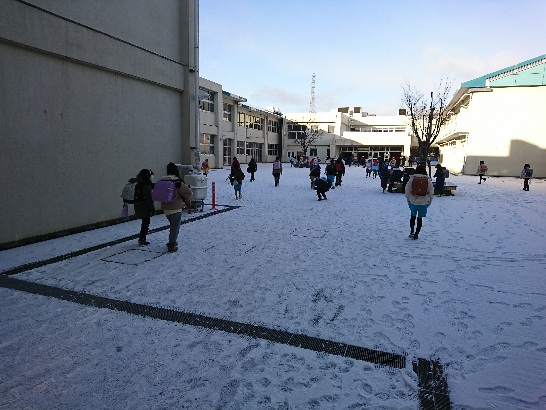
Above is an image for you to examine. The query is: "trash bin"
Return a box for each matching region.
[184,173,207,211]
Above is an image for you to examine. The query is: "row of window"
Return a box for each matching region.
[350,126,406,132]
[238,113,264,130]
[235,141,279,157]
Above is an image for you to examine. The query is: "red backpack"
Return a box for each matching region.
[411,175,429,196]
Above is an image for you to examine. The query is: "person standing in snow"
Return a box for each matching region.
[379,161,390,193]
[309,162,321,188]
[272,157,282,187]
[372,158,379,179]
[335,157,345,186]
[201,158,211,176]
[365,159,372,178]
[159,162,193,253]
[405,164,433,240]
[477,160,488,184]
[325,159,336,189]
[433,164,445,196]
[132,169,155,246]
[520,163,533,191]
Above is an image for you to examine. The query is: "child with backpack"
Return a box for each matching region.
[155,163,193,253]
[520,163,533,191]
[272,157,283,187]
[232,168,244,199]
[404,164,433,240]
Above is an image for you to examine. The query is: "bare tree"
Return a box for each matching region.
[288,120,324,158]
[402,79,452,173]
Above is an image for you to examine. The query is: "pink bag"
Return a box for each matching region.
[152,180,177,203]
[121,203,129,217]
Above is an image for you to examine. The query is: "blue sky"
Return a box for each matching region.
[199,0,546,115]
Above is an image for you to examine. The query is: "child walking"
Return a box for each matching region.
[232,168,244,199]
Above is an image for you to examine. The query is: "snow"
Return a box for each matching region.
[1,165,545,409]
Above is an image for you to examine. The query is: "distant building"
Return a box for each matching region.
[284,107,411,162]
[198,79,283,167]
[436,54,546,177]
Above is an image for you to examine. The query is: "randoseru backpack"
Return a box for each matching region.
[525,168,533,177]
[480,164,488,173]
[121,181,136,204]
[411,175,429,196]
[152,179,177,203]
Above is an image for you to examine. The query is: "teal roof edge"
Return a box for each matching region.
[461,54,546,88]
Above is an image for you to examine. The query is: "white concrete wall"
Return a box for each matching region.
[438,86,546,177]
[0,0,196,247]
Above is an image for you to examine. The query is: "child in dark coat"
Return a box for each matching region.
[313,177,331,201]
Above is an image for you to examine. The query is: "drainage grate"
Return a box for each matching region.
[0,274,450,409]
[413,358,451,409]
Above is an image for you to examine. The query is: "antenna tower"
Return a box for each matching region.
[309,73,316,114]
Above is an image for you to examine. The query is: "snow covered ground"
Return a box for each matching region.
[1,164,545,409]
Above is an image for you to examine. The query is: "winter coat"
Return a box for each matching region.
[521,167,533,179]
[158,175,193,213]
[201,161,211,173]
[405,174,434,205]
[314,178,331,192]
[248,159,257,172]
[434,167,445,182]
[309,165,321,178]
[325,164,336,176]
[132,177,155,219]
[477,164,488,175]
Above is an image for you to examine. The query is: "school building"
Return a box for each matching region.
[283,107,412,163]
[436,54,546,177]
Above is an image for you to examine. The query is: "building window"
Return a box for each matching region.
[268,120,279,133]
[223,103,232,122]
[199,88,215,112]
[200,133,215,154]
[328,125,335,133]
[310,148,318,157]
[268,144,279,156]
[237,141,245,155]
[249,116,263,130]
[287,123,306,139]
[238,112,247,128]
[246,142,263,161]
